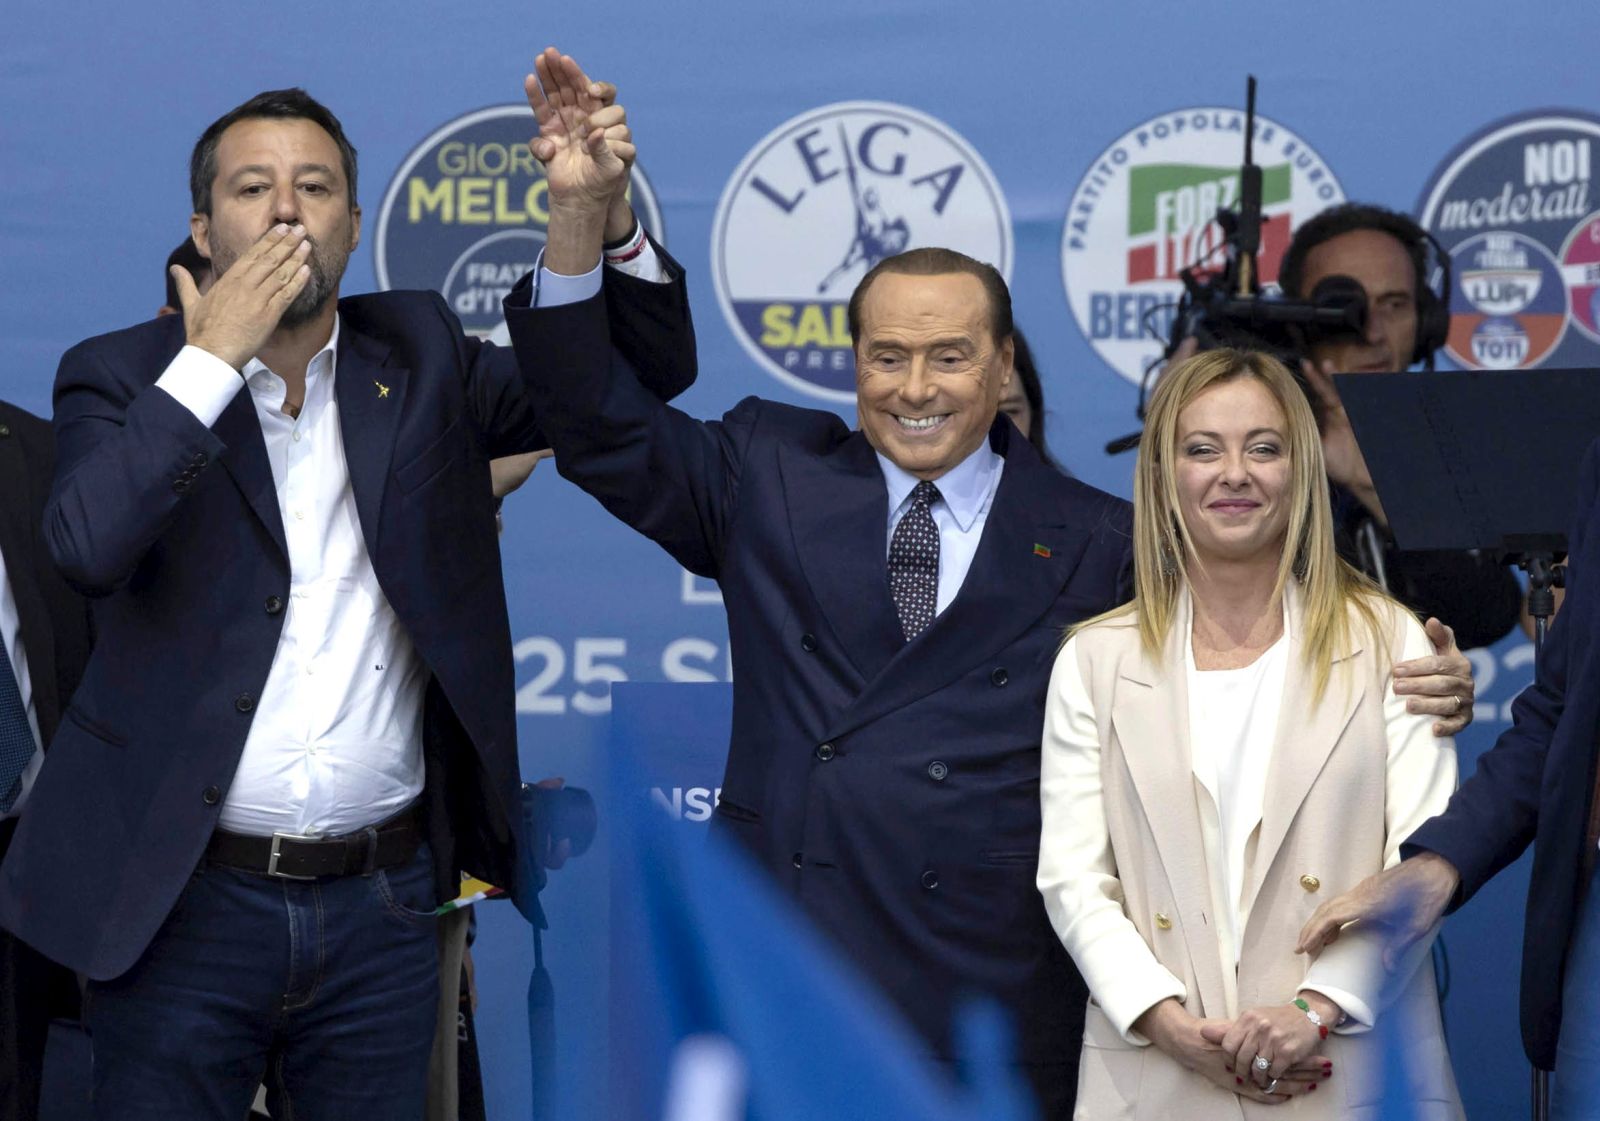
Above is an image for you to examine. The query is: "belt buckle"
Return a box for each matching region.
[267,832,318,881]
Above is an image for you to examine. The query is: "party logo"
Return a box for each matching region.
[374,104,664,336]
[711,101,1011,403]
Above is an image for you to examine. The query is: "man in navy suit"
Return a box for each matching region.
[0,50,693,1120]
[0,400,92,1121]
[1300,436,1600,1118]
[511,196,1123,1108]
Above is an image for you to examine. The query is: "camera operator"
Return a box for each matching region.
[1275,203,1522,650]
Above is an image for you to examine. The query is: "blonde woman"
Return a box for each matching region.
[1038,349,1462,1118]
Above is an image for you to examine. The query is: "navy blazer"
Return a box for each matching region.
[0,402,91,754]
[1406,436,1600,1069]
[0,259,696,981]
[507,288,1133,1096]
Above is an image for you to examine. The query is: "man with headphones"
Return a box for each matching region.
[1278,202,1523,650]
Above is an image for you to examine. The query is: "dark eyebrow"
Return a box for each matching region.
[226,163,338,183]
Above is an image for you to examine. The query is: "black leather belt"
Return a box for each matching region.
[205,803,423,881]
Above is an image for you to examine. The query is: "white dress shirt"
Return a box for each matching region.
[0,550,45,821]
[152,243,664,837]
[877,441,1004,614]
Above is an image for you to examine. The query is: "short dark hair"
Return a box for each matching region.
[1278,202,1428,300]
[163,237,209,310]
[846,247,1013,345]
[189,88,358,216]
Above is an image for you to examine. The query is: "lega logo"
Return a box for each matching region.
[711,101,1012,403]
[1060,108,1345,387]
[373,105,664,337]
[1417,110,1600,369]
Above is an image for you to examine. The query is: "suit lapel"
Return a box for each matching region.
[1239,587,1364,925]
[821,423,1085,742]
[1109,607,1232,1018]
[214,388,288,561]
[780,434,902,685]
[335,327,409,559]
[0,428,58,735]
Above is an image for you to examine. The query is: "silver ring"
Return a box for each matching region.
[1253,1054,1271,1072]
[1266,1078,1281,1094]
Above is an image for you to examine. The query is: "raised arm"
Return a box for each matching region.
[46,226,312,594]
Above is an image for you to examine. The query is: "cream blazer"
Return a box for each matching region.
[1038,586,1464,1121]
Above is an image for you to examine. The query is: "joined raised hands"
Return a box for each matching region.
[174,224,311,370]
[525,48,630,219]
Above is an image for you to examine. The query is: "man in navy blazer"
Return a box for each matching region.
[0,400,92,1121]
[0,53,693,1119]
[509,223,1129,1111]
[1300,436,1600,1114]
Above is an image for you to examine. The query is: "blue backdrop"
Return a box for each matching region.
[6,2,1598,1117]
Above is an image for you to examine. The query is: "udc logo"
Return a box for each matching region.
[374,105,664,337]
[1060,109,1345,387]
[1417,110,1600,369]
[712,102,1012,403]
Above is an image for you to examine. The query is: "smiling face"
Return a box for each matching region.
[854,271,1013,481]
[1173,376,1293,570]
[191,115,361,329]
[1300,227,1419,376]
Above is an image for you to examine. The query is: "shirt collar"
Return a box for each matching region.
[876,437,1003,534]
[241,315,341,392]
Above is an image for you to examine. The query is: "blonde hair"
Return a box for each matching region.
[1081,348,1393,701]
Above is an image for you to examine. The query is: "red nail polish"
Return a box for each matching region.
[1309,1083,1318,1093]
[1236,1077,1243,1085]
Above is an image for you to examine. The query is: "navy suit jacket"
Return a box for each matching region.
[0,403,91,755]
[507,289,1133,1086]
[1405,436,1600,1069]
[0,258,695,981]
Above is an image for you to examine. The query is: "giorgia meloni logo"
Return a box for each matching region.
[712,101,1012,403]
[373,104,664,336]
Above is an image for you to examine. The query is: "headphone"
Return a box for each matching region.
[1280,205,1454,369]
[1410,224,1454,367]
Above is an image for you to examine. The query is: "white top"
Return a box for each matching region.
[877,440,1004,615]
[1041,608,1454,1042]
[151,244,664,837]
[1186,626,1288,965]
[0,547,45,821]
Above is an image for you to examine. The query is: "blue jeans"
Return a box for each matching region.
[1554,862,1600,1121]
[87,846,440,1121]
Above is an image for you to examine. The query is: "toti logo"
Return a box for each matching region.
[711,101,1011,403]
[373,105,664,339]
[1061,109,1346,387]
[1417,111,1600,369]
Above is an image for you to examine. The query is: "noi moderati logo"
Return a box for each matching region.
[1417,110,1600,370]
[1060,108,1345,387]
[373,104,664,338]
[711,101,1012,404]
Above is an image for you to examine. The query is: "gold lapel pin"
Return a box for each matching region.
[374,381,391,398]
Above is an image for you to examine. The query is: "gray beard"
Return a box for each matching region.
[278,255,337,328]
[210,235,348,330]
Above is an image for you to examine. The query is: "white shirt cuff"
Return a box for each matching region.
[155,344,246,428]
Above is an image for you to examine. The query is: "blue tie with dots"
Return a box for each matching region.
[888,480,941,641]
[0,639,35,814]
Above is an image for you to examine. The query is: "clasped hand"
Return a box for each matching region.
[1136,998,1332,1105]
